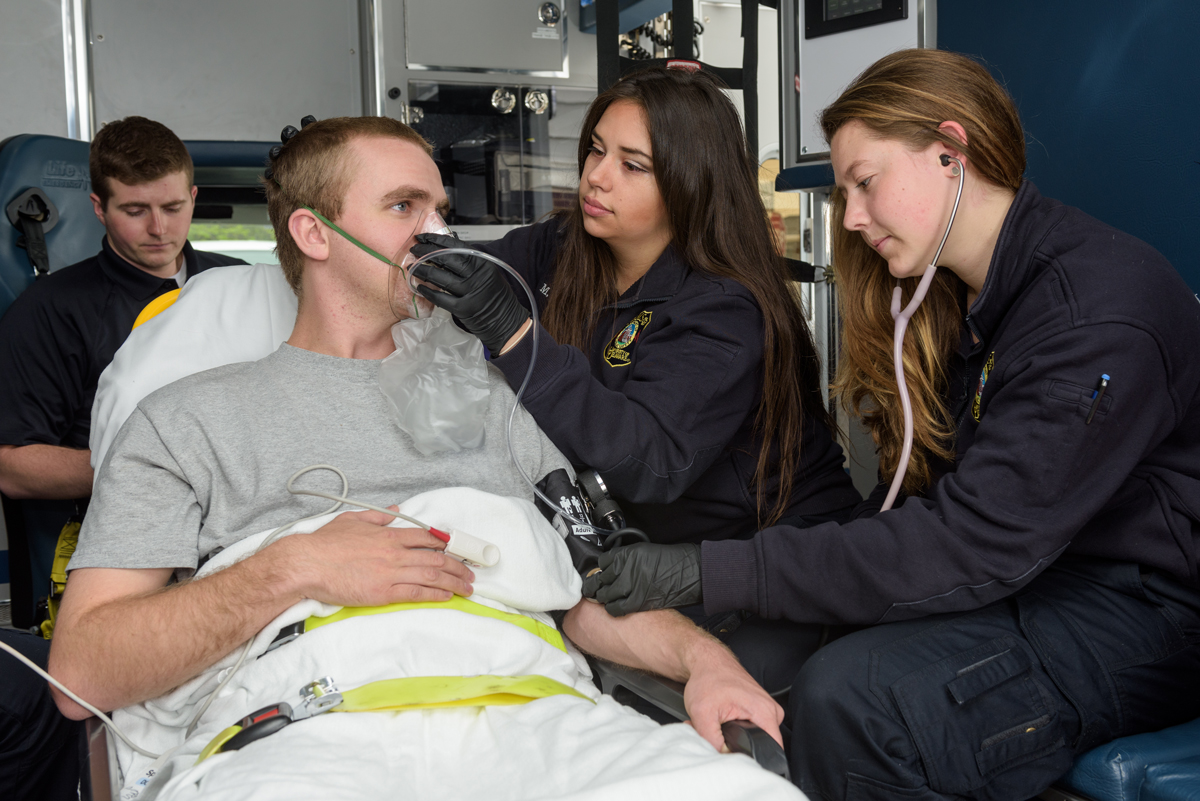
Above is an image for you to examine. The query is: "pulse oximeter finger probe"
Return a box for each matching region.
[284,465,500,568]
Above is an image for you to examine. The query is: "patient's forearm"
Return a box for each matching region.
[564,601,785,749]
[563,601,721,683]
[48,551,302,719]
[0,443,93,499]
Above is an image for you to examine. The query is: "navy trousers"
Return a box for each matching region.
[0,629,83,801]
[788,559,1200,801]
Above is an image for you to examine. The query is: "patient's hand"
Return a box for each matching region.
[682,639,785,751]
[276,507,475,607]
[562,603,784,750]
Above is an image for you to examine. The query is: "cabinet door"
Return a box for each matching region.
[409,81,576,226]
[89,0,363,140]
[405,0,567,76]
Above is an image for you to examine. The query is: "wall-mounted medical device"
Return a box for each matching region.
[804,0,908,39]
[780,0,935,170]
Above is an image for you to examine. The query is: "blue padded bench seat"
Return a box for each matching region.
[1059,718,1200,801]
[1143,756,1200,801]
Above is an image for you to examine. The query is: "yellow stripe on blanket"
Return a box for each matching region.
[304,595,566,652]
[337,674,592,712]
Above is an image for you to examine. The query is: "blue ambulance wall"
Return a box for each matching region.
[939,0,1200,292]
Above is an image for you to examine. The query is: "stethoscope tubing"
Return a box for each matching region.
[879,156,965,512]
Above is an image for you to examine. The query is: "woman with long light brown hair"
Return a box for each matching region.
[585,49,1200,799]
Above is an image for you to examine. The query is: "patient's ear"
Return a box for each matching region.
[289,208,331,262]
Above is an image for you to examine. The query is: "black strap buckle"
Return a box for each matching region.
[5,188,59,279]
[220,703,294,753]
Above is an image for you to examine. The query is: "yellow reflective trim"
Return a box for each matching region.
[336,674,591,713]
[304,596,565,652]
[133,288,180,329]
[195,724,243,765]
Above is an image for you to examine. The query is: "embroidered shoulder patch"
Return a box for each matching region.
[604,310,652,367]
[972,351,995,422]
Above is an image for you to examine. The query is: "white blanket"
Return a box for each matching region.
[112,489,802,801]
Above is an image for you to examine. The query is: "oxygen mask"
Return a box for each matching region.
[391,210,451,321]
[379,209,491,455]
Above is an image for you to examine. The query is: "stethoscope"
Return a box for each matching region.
[879,154,965,512]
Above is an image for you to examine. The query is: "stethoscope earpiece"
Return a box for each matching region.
[939,154,961,176]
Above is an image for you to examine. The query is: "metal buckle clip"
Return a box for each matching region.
[292,677,342,721]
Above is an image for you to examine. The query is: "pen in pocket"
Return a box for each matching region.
[1085,374,1110,425]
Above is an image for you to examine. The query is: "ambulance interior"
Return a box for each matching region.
[0,2,1197,800]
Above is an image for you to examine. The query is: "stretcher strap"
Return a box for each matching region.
[304,595,566,652]
[195,674,590,764]
[40,521,81,639]
[197,725,242,764]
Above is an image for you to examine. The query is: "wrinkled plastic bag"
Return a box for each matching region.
[378,307,491,455]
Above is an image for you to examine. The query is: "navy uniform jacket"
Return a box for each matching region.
[0,238,244,454]
[702,182,1200,624]
[482,218,860,544]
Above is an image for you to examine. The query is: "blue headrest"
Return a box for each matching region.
[0,134,106,318]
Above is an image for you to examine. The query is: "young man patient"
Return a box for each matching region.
[47,117,795,800]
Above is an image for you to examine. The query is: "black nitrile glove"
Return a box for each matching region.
[409,233,529,355]
[581,542,702,616]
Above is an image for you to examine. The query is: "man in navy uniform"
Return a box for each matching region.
[0,116,243,501]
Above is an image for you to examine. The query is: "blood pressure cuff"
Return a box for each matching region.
[535,469,593,533]
[535,468,606,576]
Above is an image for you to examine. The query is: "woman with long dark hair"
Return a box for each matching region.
[582,49,1200,798]
[410,66,860,687]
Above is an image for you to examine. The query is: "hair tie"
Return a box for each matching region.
[267,116,317,187]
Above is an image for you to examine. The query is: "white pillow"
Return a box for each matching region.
[90,263,297,480]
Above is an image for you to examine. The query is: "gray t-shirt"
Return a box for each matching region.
[71,344,571,573]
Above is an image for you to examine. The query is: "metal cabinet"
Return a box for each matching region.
[404,0,568,76]
[88,0,364,141]
[408,81,588,226]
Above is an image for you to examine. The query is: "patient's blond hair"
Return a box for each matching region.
[261,117,433,295]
